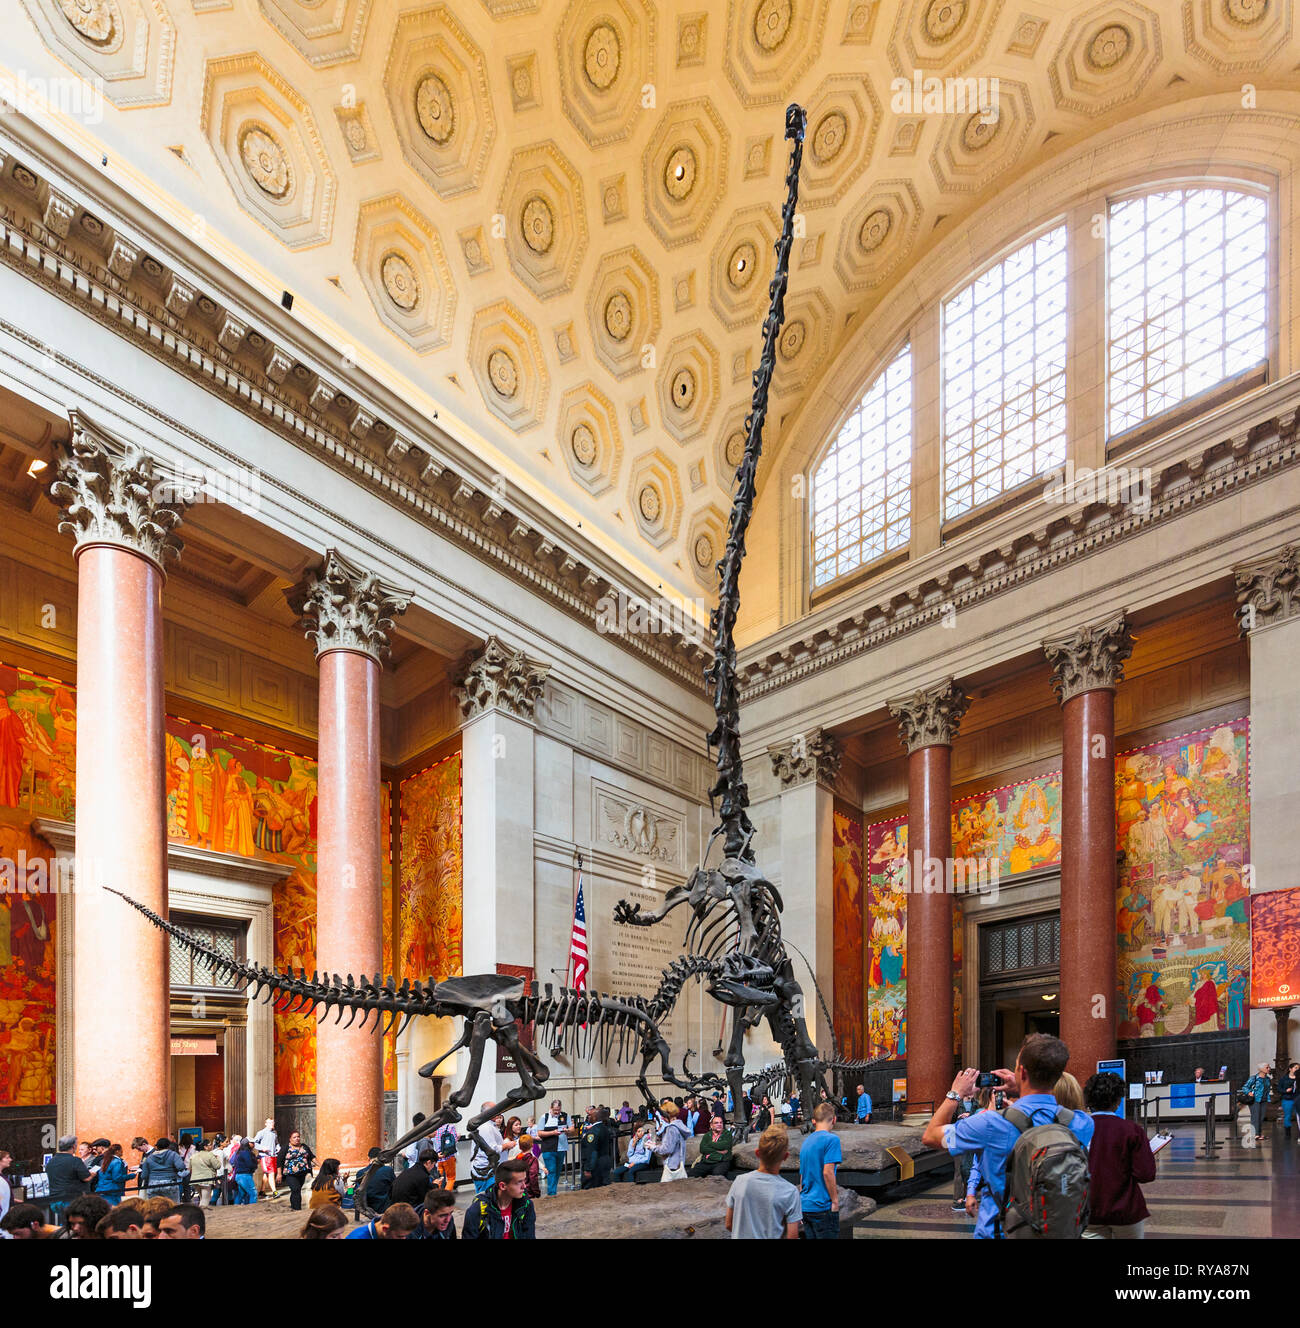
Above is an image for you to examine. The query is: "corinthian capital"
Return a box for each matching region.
[50,412,186,573]
[455,636,550,722]
[767,728,842,791]
[1043,612,1134,704]
[285,549,413,664]
[888,678,970,753]
[1235,546,1300,632]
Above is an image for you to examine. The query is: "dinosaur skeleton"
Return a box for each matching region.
[612,104,829,1142]
[108,888,771,1209]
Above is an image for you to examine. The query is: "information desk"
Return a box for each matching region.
[1143,1080,1233,1120]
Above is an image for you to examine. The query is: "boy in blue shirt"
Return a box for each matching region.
[798,1102,843,1238]
[922,1033,1093,1240]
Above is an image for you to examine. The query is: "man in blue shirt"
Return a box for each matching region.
[921,1034,1093,1240]
[798,1103,843,1239]
[855,1084,872,1123]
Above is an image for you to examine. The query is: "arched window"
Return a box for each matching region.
[1107,187,1269,437]
[810,342,912,589]
[942,225,1068,521]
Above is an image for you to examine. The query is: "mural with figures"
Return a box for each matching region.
[399,753,464,985]
[0,661,402,1105]
[831,807,864,1060]
[865,815,908,1060]
[1115,719,1251,1040]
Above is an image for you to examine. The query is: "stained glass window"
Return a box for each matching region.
[1108,188,1268,437]
[942,226,1068,521]
[810,342,912,589]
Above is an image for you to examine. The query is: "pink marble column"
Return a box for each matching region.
[1046,614,1134,1081]
[53,416,184,1144]
[288,551,410,1162]
[889,679,970,1115]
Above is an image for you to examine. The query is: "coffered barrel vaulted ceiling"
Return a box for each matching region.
[7,0,1295,604]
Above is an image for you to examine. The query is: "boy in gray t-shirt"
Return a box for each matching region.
[725,1125,803,1239]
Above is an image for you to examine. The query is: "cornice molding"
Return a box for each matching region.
[741,383,1300,701]
[1235,544,1300,632]
[0,124,710,691]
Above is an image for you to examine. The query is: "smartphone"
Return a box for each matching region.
[976,1071,1000,1088]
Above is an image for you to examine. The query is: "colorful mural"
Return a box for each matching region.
[1115,719,1251,1039]
[831,807,864,1059]
[866,815,908,1059]
[951,774,1062,877]
[399,753,464,984]
[0,661,404,1105]
[0,665,65,1106]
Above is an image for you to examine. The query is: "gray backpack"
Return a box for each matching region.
[997,1106,1090,1239]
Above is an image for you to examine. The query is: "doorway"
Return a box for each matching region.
[977,911,1060,1070]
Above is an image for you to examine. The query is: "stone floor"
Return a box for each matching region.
[854,1120,1300,1240]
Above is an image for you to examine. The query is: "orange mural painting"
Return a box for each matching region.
[831,807,864,1060]
[400,753,463,984]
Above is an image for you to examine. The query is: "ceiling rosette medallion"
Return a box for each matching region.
[710,204,777,331]
[586,246,661,379]
[1048,3,1162,114]
[834,178,922,294]
[468,300,547,431]
[930,78,1034,195]
[656,332,720,445]
[888,0,1004,75]
[771,289,831,396]
[557,0,655,147]
[499,142,588,300]
[200,53,336,249]
[384,5,495,199]
[686,503,726,590]
[643,99,729,250]
[21,0,175,107]
[558,382,622,497]
[1184,0,1290,72]
[257,0,371,67]
[628,448,682,550]
[353,194,455,353]
[724,0,826,105]
[799,72,881,209]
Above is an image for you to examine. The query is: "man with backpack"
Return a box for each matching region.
[922,1033,1094,1240]
[432,1120,459,1189]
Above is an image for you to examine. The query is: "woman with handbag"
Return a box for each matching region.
[651,1101,691,1182]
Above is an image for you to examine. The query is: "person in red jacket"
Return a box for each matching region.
[1083,1072,1158,1239]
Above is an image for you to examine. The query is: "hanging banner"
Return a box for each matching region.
[1250,886,1300,1008]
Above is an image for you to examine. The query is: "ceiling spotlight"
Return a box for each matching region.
[674,163,686,180]
[26,458,47,477]
[736,257,747,273]
[1041,993,1057,1001]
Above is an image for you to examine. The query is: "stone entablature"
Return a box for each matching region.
[0,122,709,690]
[1044,613,1135,704]
[1236,545,1300,632]
[888,678,970,753]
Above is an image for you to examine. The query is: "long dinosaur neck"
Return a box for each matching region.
[706,103,806,862]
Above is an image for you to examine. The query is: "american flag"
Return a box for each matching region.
[569,867,588,992]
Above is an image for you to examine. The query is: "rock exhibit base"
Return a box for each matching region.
[535,1177,872,1239]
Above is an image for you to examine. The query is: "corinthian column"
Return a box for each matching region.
[1236,546,1300,1071]
[453,637,548,1109]
[1044,612,1133,1079]
[52,412,186,1145]
[286,550,411,1161]
[888,679,969,1115]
